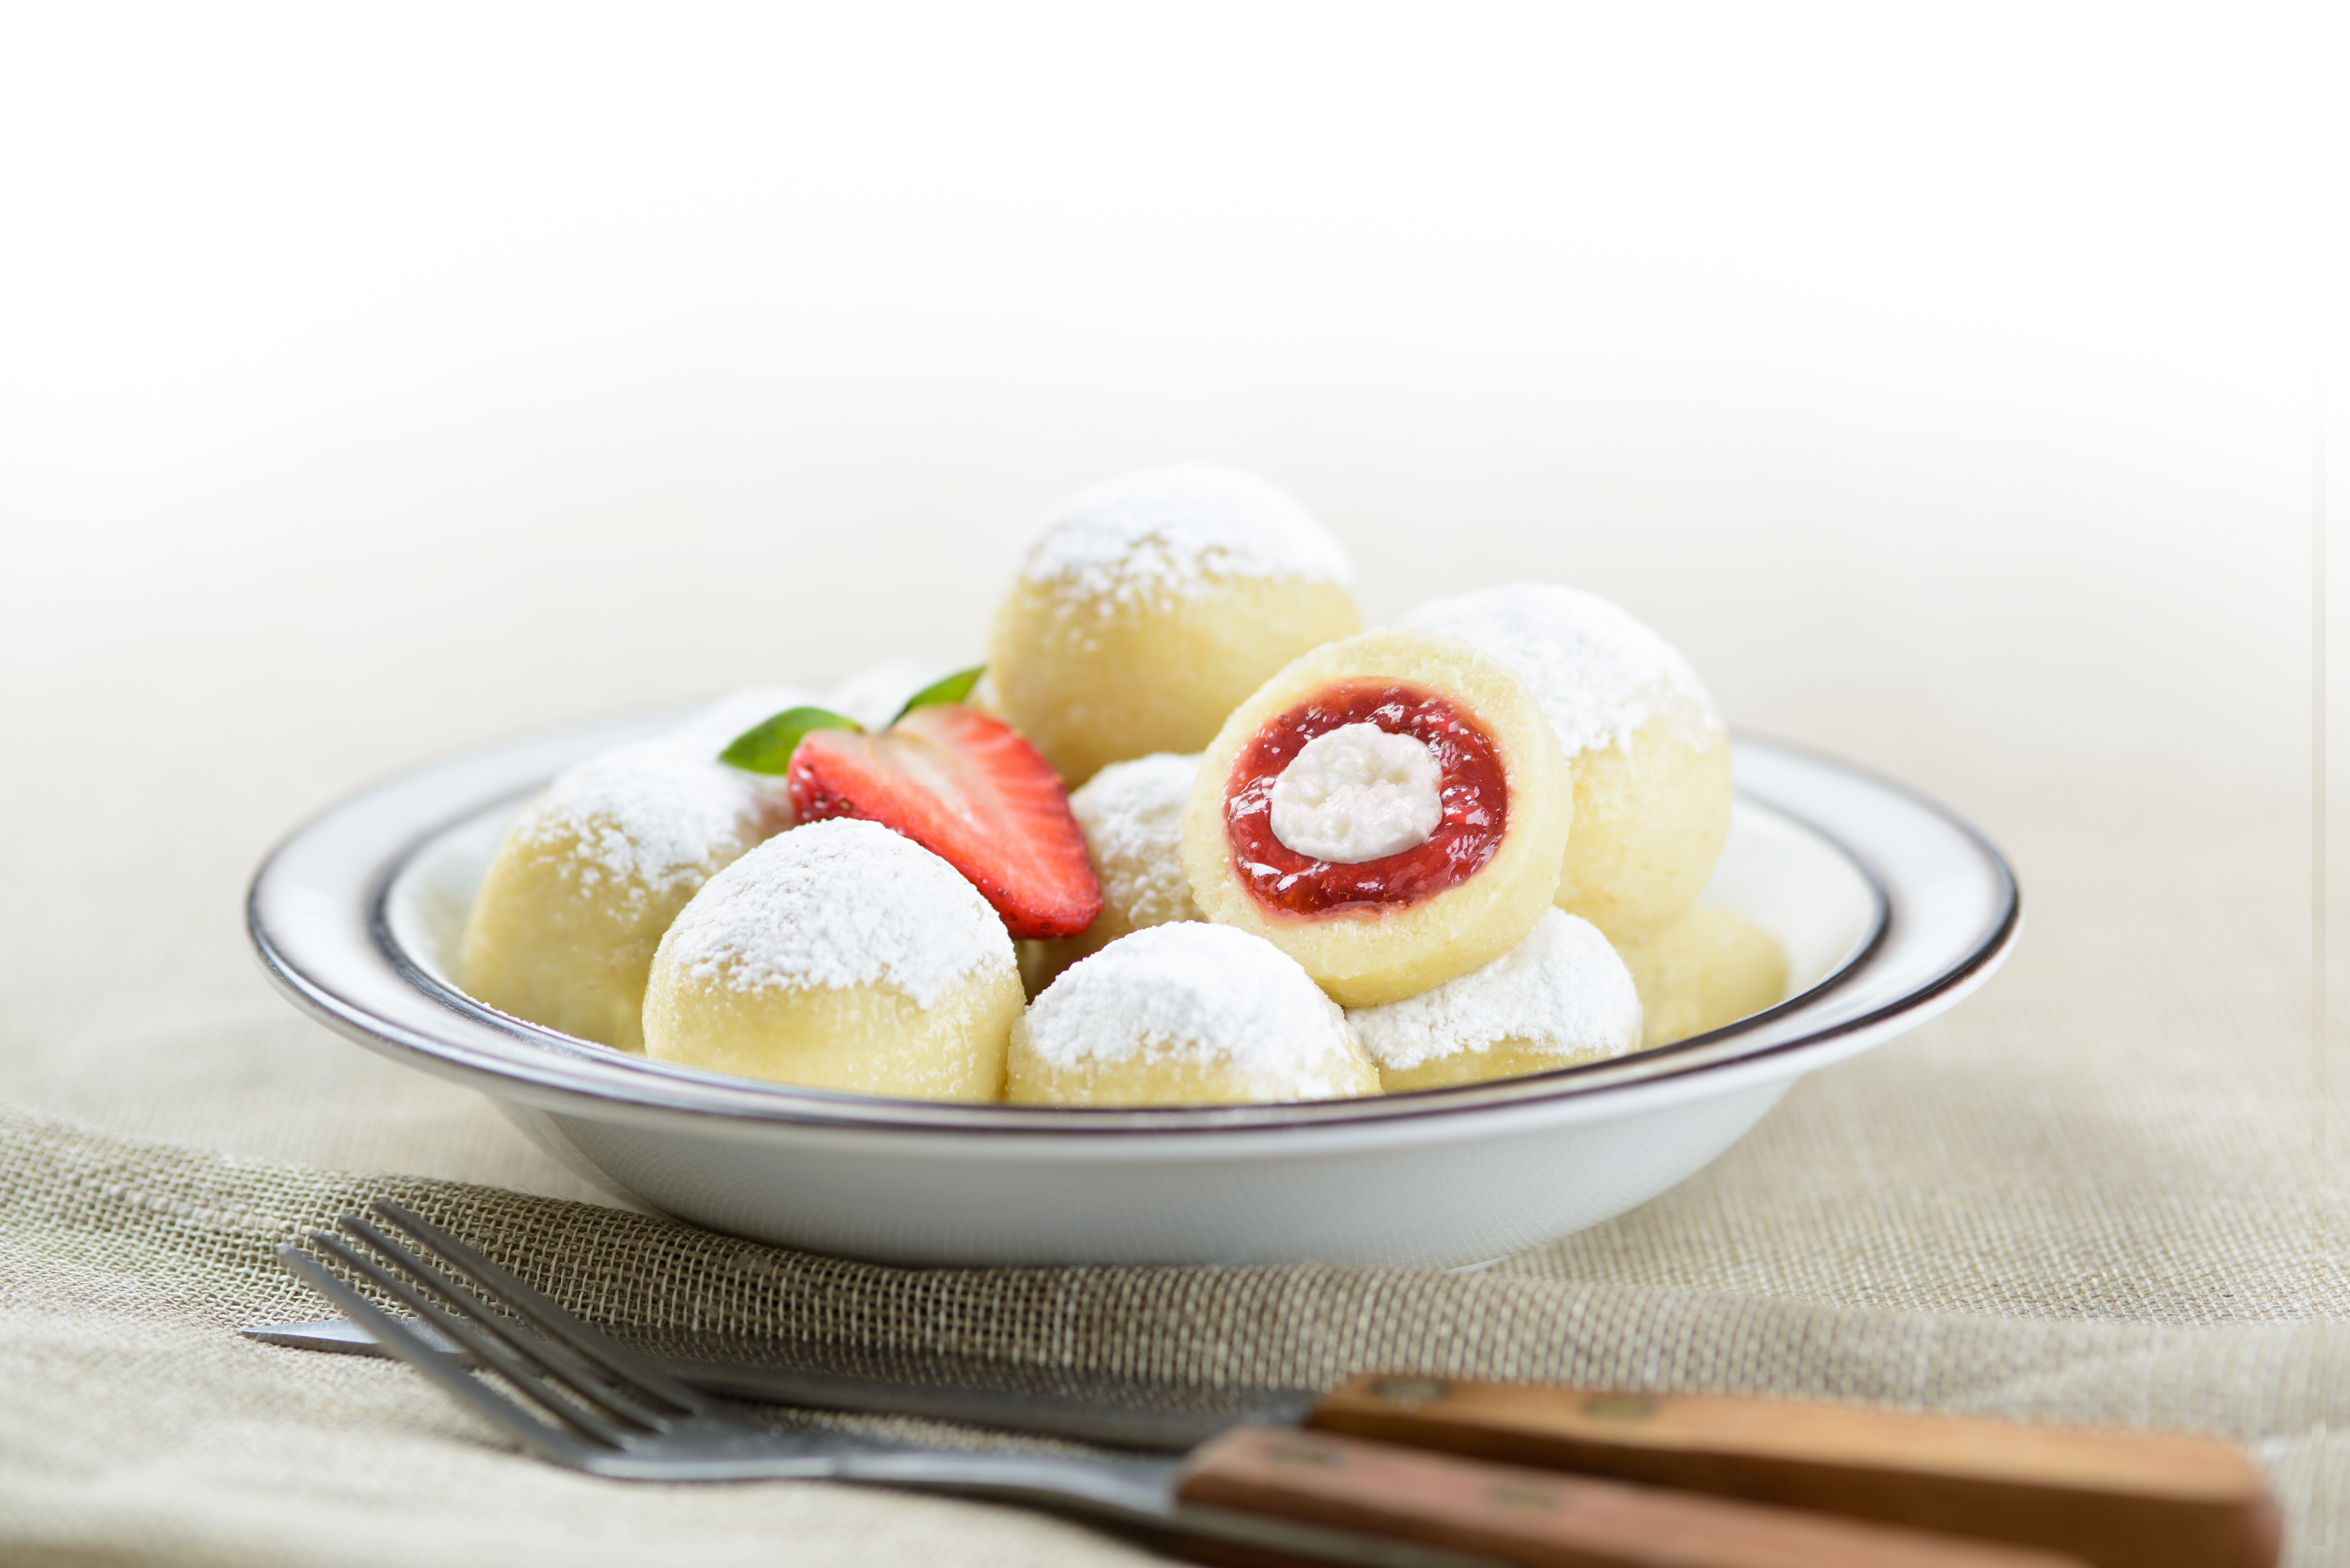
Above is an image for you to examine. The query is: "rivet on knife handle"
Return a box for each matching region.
[1176,1425,2089,1568]
[1307,1377,2281,1568]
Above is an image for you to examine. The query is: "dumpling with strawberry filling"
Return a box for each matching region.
[642,819,1024,1099]
[1180,628,1573,1007]
[1005,923,1379,1107]
[1347,910,1641,1091]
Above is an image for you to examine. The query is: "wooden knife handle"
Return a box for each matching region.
[1303,1377,2279,1568]
[1175,1424,2088,1568]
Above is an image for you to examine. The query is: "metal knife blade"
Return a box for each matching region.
[243,1316,1318,1451]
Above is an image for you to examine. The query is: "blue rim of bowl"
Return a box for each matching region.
[249,728,2014,1135]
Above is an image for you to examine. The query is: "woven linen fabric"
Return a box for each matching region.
[6,1101,2349,1568]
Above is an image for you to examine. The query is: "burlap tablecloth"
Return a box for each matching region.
[2,397,2337,1564]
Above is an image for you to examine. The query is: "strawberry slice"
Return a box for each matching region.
[787,704,1103,939]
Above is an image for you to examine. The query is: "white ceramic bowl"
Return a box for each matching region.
[247,706,2017,1269]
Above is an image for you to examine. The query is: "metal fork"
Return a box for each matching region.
[277,1201,1492,1568]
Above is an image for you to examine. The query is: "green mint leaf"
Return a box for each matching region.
[891,664,986,723]
[719,706,861,774]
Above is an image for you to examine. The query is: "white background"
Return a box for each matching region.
[4,8,2332,554]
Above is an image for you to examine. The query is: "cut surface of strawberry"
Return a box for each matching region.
[787,704,1103,940]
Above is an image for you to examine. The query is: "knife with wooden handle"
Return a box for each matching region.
[246,1319,2279,1567]
[1176,1425,2091,1567]
[1306,1376,2280,1568]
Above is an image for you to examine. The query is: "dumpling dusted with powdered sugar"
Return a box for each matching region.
[1399,585,1731,945]
[1019,751,1204,996]
[1005,923,1379,1107]
[642,819,1022,1100]
[988,465,1362,786]
[460,733,795,1051]
[1348,910,1641,1091]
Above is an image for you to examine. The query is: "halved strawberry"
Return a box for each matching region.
[787,704,1103,939]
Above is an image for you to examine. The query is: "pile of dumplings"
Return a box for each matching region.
[459,465,1788,1107]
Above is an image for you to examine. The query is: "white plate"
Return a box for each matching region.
[247,709,2017,1268]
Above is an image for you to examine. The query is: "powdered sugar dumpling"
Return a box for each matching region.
[1399,584,1732,944]
[989,465,1362,786]
[460,732,793,1051]
[1020,751,1203,996]
[642,819,1022,1100]
[1006,923,1379,1107]
[1349,910,1641,1091]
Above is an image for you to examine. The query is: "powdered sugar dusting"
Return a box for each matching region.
[1020,464,1353,606]
[510,735,791,909]
[1018,924,1365,1098]
[1348,910,1642,1070]
[658,818,1013,1008]
[1067,753,1203,929]
[1399,584,1723,755]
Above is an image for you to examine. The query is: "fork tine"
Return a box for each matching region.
[303,1229,639,1448]
[336,1213,678,1434]
[367,1199,701,1413]
[276,1243,595,1468]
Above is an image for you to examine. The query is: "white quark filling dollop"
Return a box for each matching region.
[1068,753,1203,927]
[1348,910,1643,1071]
[1399,583,1723,756]
[1268,723,1442,864]
[512,735,789,906]
[1020,464,1355,605]
[658,819,1012,1009]
[1020,924,1362,1098]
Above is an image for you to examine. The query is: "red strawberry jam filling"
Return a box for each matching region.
[1224,681,1507,917]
